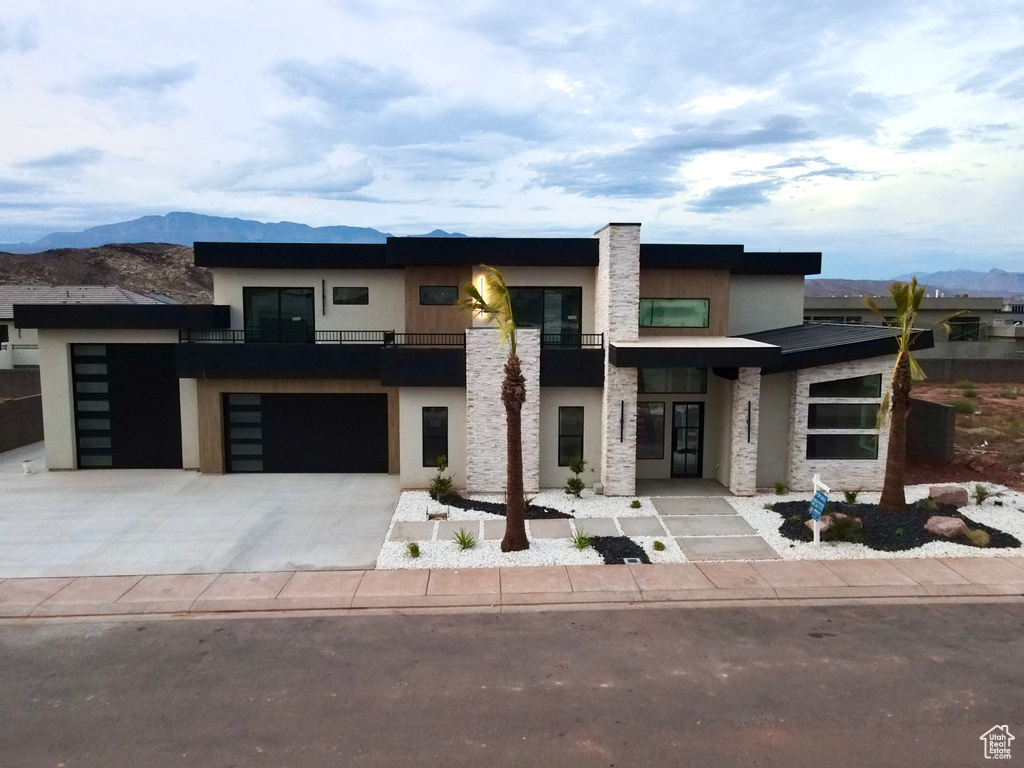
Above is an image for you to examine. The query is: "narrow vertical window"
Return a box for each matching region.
[422,407,448,467]
[558,406,584,466]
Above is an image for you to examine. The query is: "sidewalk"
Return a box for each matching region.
[2,556,1023,618]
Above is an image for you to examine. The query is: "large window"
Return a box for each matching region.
[808,373,881,399]
[638,367,707,394]
[333,287,369,305]
[243,287,315,342]
[558,406,584,466]
[422,407,448,467]
[420,286,459,305]
[636,402,665,460]
[508,287,582,344]
[639,298,709,328]
[807,434,878,460]
[947,317,981,342]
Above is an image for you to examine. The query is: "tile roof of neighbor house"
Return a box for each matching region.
[0,285,166,319]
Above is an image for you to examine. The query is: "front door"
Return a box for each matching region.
[671,402,704,478]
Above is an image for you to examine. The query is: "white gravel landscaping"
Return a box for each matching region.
[376,536,603,569]
[727,483,1024,561]
[390,489,657,522]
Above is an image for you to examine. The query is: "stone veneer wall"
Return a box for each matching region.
[728,367,761,495]
[786,356,894,491]
[595,224,640,496]
[465,327,541,493]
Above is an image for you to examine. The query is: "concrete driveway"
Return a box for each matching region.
[0,443,400,578]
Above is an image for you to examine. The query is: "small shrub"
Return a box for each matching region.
[406,541,420,558]
[824,514,862,543]
[774,482,786,495]
[998,389,1018,399]
[453,528,477,550]
[630,499,642,509]
[428,454,455,501]
[918,497,938,512]
[971,484,1004,505]
[571,530,593,550]
[1006,416,1024,434]
[524,496,535,509]
[955,378,974,389]
[962,387,977,398]
[964,528,991,548]
[788,514,803,523]
[652,540,666,552]
[843,489,859,503]
[764,503,775,511]
[895,527,903,537]
[564,458,588,498]
[949,399,976,415]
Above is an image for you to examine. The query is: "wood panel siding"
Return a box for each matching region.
[638,268,730,337]
[197,378,400,474]
[404,266,473,334]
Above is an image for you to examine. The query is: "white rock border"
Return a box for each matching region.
[727,482,1024,561]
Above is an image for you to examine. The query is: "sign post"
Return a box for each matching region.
[809,474,831,545]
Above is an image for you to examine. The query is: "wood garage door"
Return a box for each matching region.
[71,344,183,469]
[223,393,389,473]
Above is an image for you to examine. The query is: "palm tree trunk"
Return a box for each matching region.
[879,355,910,511]
[501,353,529,551]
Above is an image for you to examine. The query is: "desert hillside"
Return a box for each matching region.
[0,243,212,304]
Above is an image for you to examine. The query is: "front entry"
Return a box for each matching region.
[671,402,704,478]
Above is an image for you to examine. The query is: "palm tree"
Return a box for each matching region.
[459,265,529,551]
[864,278,930,511]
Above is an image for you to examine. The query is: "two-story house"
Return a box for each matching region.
[14,223,932,494]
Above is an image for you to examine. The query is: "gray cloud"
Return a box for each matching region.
[14,147,105,170]
[956,44,1024,100]
[901,127,953,151]
[0,17,39,53]
[73,61,199,100]
[531,114,815,198]
[685,180,783,213]
[272,57,421,114]
[224,159,376,200]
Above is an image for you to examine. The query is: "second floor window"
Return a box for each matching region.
[508,287,582,344]
[947,317,981,342]
[639,298,709,328]
[243,287,315,342]
[333,287,369,305]
[420,286,459,305]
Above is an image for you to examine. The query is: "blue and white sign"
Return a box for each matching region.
[809,490,829,521]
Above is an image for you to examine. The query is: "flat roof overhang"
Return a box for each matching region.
[609,337,782,368]
[13,303,231,330]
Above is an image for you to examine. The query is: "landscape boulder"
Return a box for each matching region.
[928,485,969,508]
[924,515,969,539]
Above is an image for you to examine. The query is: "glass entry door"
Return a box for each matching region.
[671,402,704,478]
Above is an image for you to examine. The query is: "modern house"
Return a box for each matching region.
[0,285,163,369]
[14,224,932,494]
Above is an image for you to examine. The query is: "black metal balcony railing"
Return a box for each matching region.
[540,333,604,348]
[389,333,466,346]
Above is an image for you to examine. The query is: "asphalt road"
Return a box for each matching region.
[2,602,1022,767]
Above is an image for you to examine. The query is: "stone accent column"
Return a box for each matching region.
[728,367,761,496]
[465,327,540,493]
[595,223,640,496]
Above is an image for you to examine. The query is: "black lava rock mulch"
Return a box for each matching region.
[591,536,651,565]
[440,494,573,519]
[770,500,1020,552]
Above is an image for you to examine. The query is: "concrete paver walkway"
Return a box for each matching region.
[1,556,1022,618]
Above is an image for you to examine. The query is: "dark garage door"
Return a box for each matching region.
[71,344,183,469]
[224,393,388,473]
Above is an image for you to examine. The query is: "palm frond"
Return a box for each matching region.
[458,264,518,354]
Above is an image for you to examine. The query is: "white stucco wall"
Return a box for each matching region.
[211,268,407,333]
[756,370,794,488]
[37,329,180,470]
[398,387,467,490]
[538,387,603,489]
[728,275,805,335]
[2,322,39,367]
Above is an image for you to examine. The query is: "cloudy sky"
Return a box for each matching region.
[1,0,1022,277]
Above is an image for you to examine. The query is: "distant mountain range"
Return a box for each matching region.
[807,269,1024,300]
[0,212,466,253]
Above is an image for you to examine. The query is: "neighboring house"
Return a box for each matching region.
[14,224,932,493]
[804,296,1024,360]
[0,285,164,369]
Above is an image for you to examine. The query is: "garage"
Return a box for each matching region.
[71,343,183,469]
[223,393,389,473]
